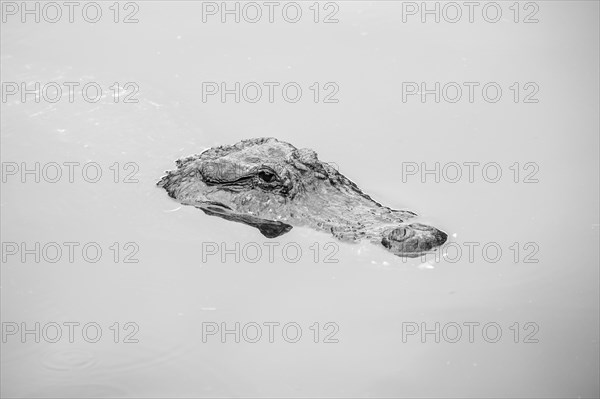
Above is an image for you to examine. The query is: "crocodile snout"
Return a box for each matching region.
[382,223,447,257]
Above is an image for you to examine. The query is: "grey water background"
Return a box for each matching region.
[1,1,598,397]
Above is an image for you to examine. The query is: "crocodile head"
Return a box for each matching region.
[158,137,447,258]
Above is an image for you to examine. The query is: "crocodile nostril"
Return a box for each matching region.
[389,227,407,241]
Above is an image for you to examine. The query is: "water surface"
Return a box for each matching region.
[1,2,599,397]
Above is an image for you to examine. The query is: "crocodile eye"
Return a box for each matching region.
[258,171,276,183]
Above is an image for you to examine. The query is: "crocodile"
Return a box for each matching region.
[157,137,447,257]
